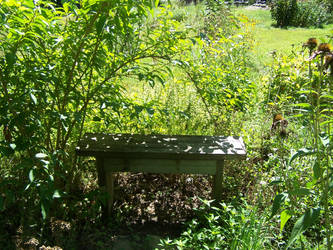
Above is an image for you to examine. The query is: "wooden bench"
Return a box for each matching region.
[76,133,246,216]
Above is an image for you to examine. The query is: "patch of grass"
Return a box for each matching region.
[234,7,333,65]
[235,7,272,28]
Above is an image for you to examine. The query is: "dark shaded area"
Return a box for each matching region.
[0,153,251,249]
[0,172,213,249]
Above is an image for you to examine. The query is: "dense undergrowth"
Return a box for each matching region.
[0,0,332,249]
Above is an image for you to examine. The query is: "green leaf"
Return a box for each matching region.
[41,160,49,166]
[22,0,35,8]
[29,169,34,182]
[269,179,283,186]
[292,102,313,112]
[320,94,333,100]
[30,93,37,105]
[319,133,330,148]
[95,15,106,35]
[146,107,154,117]
[5,52,16,67]
[93,116,101,121]
[287,208,321,248]
[289,148,315,165]
[24,183,31,191]
[53,190,61,199]
[292,103,312,108]
[63,2,70,13]
[41,203,46,220]
[9,143,16,150]
[313,159,322,180]
[270,193,288,219]
[36,153,48,159]
[280,209,292,232]
[289,188,312,197]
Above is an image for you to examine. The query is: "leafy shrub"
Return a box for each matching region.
[293,0,331,27]
[271,0,332,27]
[263,50,310,108]
[0,0,190,234]
[270,0,298,27]
[177,0,255,133]
[265,41,333,249]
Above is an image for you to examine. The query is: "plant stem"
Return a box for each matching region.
[318,54,332,250]
[325,77,332,250]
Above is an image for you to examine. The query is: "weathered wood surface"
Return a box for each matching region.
[76,133,246,160]
[103,158,217,174]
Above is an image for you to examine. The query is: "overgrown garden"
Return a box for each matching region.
[0,0,332,249]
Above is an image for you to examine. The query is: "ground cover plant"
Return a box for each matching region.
[0,0,332,249]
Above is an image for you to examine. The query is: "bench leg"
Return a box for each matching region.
[96,157,105,186]
[213,160,224,202]
[105,172,114,216]
[96,157,114,218]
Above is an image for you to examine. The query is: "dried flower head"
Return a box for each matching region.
[318,43,331,53]
[308,43,333,61]
[305,38,318,50]
[324,54,333,66]
[273,113,283,123]
[271,114,288,138]
[324,54,333,75]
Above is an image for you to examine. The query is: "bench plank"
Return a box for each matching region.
[103,158,217,175]
[76,133,246,160]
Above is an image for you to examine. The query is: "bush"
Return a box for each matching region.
[293,0,331,27]
[270,0,298,27]
[270,0,332,27]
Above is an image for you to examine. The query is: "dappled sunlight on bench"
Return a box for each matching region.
[76,133,246,160]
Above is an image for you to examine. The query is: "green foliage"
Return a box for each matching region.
[264,50,310,108]
[160,199,270,249]
[293,0,332,28]
[178,4,255,133]
[267,41,333,249]
[271,0,332,28]
[2,1,332,249]
[0,0,189,223]
[287,207,321,247]
[270,0,298,27]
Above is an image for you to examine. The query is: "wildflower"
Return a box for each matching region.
[324,54,333,75]
[271,114,288,138]
[318,43,331,53]
[304,38,318,50]
[272,113,283,123]
[308,43,333,61]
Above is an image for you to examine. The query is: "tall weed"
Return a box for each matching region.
[267,39,332,249]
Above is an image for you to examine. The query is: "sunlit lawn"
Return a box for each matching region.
[234,7,333,65]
